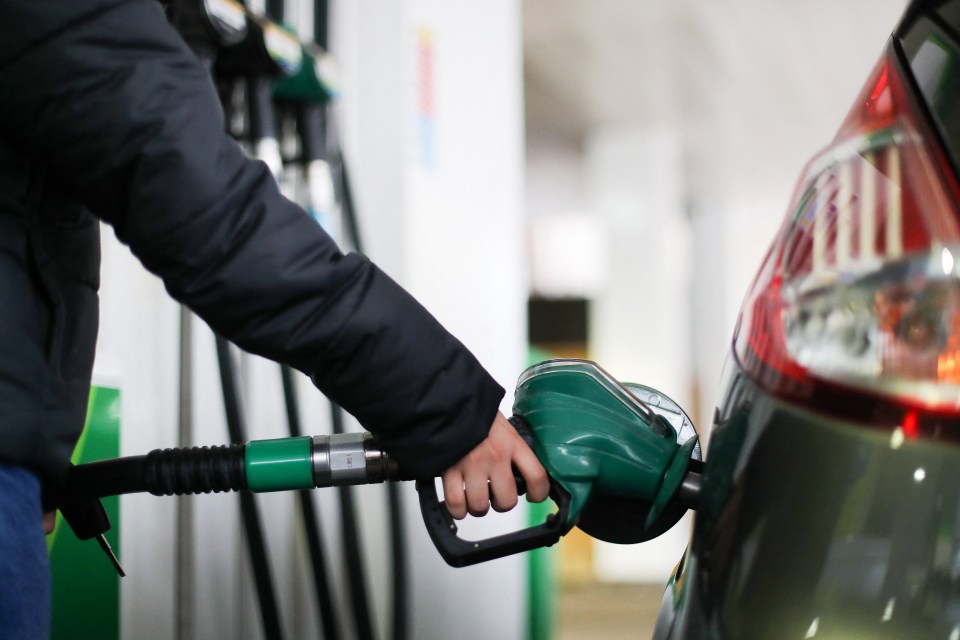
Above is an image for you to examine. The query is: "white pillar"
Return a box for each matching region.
[586,125,695,583]
[337,1,529,638]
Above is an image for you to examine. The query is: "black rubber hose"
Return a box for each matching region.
[216,336,285,640]
[297,105,326,163]
[336,147,408,640]
[267,0,286,23]
[330,403,375,640]
[147,445,248,495]
[310,5,387,634]
[60,455,151,499]
[247,77,278,142]
[61,445,247,502]
[386,481,407,640]
[337,156,364,255]
[281,365,341,640]
[314,0,329,50]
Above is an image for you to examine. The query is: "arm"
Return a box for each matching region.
[0,0,504,479]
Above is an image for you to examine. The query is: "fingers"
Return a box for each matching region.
[510,438,550,503]
[441,411,551,519]
[442,466,520,519]
[441,456,509,519]
[465,465,494,517]
[42,511,57,535]
[442,469,468,520]
[488,466,519,513]
[488,413,549,505]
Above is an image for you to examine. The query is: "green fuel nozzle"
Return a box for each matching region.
[513,359,701,539]
[416,359,703,567]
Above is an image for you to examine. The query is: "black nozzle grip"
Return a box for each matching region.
[508,414,534,496]
[416,415,571,568]
[415,477,570,568]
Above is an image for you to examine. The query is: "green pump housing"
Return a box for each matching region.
[513,359,699,537]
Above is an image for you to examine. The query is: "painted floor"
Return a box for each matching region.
[557,583,664,640]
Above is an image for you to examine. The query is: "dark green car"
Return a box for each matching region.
[655,1,960,637]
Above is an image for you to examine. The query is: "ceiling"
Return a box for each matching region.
[521,0,909,152]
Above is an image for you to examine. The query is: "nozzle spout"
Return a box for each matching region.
[677,469,702,510]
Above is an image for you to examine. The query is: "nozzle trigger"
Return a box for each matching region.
[415,409,573,567]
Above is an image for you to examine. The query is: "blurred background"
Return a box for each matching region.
[80,1,909,639]
[522,1,908,636]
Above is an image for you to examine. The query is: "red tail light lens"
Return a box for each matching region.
[735,44,960,414]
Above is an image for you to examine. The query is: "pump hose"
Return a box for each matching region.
[61,444,247,501]
[333,155,396,640]
[330,403,376,640]
[216,336,285,640]
[280,365,341,640]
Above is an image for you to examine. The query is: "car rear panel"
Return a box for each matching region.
[658,3,960,638]
[691,368,960,639]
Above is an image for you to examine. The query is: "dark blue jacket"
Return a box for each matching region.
[0,0,502,485]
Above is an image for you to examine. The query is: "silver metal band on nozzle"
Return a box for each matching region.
[311,432,400,487]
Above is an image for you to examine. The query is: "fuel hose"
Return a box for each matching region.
[217,337,285,640]
[280,365,341,640]
[56,431,406,502]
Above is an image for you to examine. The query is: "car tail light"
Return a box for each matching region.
[734,43,960,418]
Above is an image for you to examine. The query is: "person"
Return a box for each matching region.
[0,1,549,637]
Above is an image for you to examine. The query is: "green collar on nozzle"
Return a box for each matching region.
[272,42,341,103]
[512,359,695,535]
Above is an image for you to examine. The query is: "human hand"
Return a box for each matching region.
[441,411,550,520]
[43,511,56,535]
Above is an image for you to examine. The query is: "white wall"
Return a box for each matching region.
[97,230,287,640]
[337,2,530,638]
[96,228,181,640]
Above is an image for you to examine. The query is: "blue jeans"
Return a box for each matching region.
[0,464,50,640]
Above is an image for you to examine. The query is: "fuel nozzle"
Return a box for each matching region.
[514,359,702,544]
[415,359,703,567]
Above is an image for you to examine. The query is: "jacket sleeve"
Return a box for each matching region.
[0,0,504,477]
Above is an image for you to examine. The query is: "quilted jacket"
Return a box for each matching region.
[0,0,502,486]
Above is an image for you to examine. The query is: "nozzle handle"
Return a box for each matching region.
[415,416,572,568]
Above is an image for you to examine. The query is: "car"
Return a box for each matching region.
[654,1,960,638]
